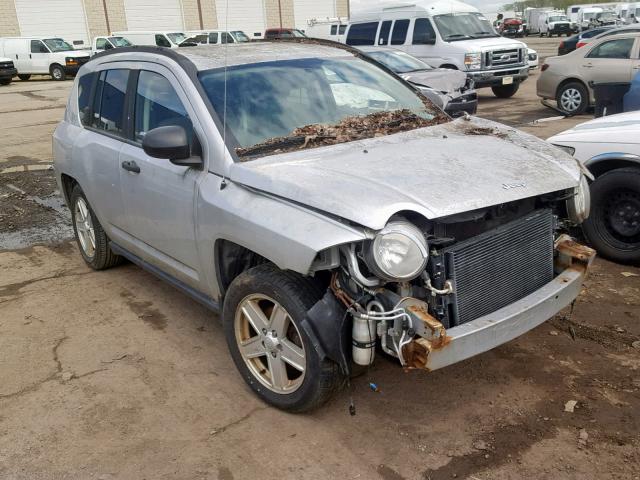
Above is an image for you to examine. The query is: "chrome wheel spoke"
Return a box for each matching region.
[267,355,289,390]
[241,300,269,333]
[280,339,305,372]
[239,336,266,359]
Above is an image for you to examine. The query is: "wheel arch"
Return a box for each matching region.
[59,173,78,207]
[585,153,640,178]
[439,63,459,70]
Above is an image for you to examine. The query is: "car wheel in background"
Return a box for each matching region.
[0,78,11,85]
[491,83,520,98]
[70,184,122,270]
[18,74,31,81]
[223,264,345,412]
[583,168,640,264]
[50,64,66,81]
[557,82,588,114]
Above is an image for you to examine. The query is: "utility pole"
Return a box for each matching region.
[278,0,283,28]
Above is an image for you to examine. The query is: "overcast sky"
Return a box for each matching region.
[350,0,507,14]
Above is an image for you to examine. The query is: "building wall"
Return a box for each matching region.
[0,0,346,38]
[0,0,21,36]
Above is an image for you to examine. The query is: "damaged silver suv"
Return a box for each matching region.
[53,40,595,412]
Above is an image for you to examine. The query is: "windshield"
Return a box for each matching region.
[583,12,598,20]
[367,50,432,73]
[199,57,443,157]
[43,38,74,52]
[231,31,250,42]
[434,13,499,41]
[167,32,187,44]
[549,15,568,22]
[108,36,132,47]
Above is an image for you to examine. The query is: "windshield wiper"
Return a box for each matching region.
[473,31,497,36]
[444,34,472,40]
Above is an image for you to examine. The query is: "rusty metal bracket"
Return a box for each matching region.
[555,234,596,275]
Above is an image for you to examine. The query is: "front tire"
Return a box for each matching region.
[70,184,122,270]
[557,81,588,115]
[223,264,344,412]
[50,64,66,81]
[18,74,31,81]
[491,83,520,98]
[583,168,640,264]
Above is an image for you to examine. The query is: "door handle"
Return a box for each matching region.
[121,160,140,174]
[29,54,32,59]
[583,63,593,68]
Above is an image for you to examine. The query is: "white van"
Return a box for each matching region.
[183,30,250,45]
[0,37,90,81]
[91,36,132,56]
[305,18,349,41]
[344,0,529,98]
[111,31,190,49]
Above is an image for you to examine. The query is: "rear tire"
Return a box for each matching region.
[0,78,11,85]
[582,168,640,264]
[556,81,588,115]
[50,64,66,81]
[18,74,31,81]
[70,184,122,270]
[491,83,520,98]
[223,264,345,412]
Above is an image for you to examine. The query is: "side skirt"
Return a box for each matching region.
[110,242,220,313]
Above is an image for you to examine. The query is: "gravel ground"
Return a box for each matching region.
[0,38,639,480]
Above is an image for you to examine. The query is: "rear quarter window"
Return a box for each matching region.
[77,73,95,127]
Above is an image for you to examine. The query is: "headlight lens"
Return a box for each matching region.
[464,52,482,71]
[367,221,428,281]
[553,144,575,156]
[567,175,591,224]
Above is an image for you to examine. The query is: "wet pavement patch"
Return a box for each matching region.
[120,289,168,330]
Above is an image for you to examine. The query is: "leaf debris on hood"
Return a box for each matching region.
[236,109,448,159]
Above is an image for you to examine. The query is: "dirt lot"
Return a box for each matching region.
[1,38,639,480]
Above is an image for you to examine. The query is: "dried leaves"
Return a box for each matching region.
[236,109,443,159]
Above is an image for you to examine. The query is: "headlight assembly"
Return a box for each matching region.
[567,174,591,224]
[365,220,428,282]
[464,52,482,71]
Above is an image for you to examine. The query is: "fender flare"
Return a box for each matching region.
[584,152,640,177]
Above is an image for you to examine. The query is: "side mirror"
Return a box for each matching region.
[142,125,202,168]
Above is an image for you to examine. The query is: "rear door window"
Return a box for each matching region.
[331,25,338,35]
[346,22,379,46]
[378,20,392,45]
[91,69,130,136]
[413,18,436,44]
[208,32,219,43]
[134,70,193,144]
[391,19,410,45]
[587,38,635,59]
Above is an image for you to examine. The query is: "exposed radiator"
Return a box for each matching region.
[444,209,554,326]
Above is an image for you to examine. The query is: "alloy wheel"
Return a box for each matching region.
[234,294,306,394]
[74,197,96,258]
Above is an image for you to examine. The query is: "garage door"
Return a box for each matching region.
[216,0,265,38]
[14,0,90,47]
[294,0,336,30]
[124,0,185,31]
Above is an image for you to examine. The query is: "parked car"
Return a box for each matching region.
[0,37,90,81]
[557,26,614,55]
[184,30,250,45]
[499,18,525,37]
[548,111,640,263]
[343,0,530,98]
[537,32,640,114]
[359,47,477,116]
[111,31,193,48]
[264,28,307,39]
[91,36,132,56]
[53,41,594,412]
[575,24,640,49]
[0,57,16,85]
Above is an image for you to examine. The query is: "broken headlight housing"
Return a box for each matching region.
[567,174,591,224]
[365,220,428,282]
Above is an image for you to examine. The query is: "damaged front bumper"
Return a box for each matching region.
[402,237,595,371]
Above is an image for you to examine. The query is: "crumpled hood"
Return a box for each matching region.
[401,69,468,94]
[228,117,581,230]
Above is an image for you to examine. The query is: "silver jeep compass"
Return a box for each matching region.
[53,41,595,412]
